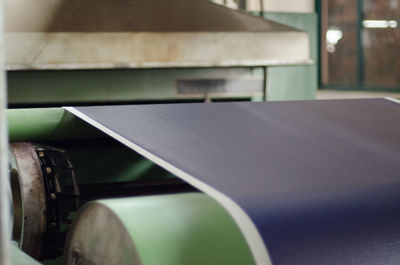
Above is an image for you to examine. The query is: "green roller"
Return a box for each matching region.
[11,243,42,265]
[7,108,102,142]
[64,193,255,265]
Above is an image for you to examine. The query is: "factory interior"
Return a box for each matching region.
[1,0,400,265]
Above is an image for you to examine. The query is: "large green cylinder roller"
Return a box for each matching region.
[64,193,255,265]
[7,108,101,142]
[11,243,42,265]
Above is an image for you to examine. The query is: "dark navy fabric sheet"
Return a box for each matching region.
[70,99,400,265]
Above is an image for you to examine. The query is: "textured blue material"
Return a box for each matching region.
[72,99,400,265]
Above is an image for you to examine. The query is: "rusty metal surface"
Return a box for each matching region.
[10,169,24,246]
[10,168,24,247]
[10,143,46,259]
[8,146,24,247]
[5,32,310,70]
[5,0,294,32]
[4,0,311,70]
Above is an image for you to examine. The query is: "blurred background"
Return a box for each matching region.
[212,0,400,99]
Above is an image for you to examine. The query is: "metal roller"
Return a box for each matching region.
[10,143,46,258]
[8,146,24,247]
[9,142,79,260]
[64,193,255,265]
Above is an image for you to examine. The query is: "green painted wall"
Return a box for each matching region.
[267,65,317,100]
[7,67,263,105]
[262,12,318,101]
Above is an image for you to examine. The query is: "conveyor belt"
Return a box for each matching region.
[66,98,400,265]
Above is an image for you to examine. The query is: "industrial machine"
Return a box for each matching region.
[6,98,400,265]
[5,0,311,106]
[3,0,400,263]
[4,0,312,264]
[7,113,200,264]
[6,107,257,265]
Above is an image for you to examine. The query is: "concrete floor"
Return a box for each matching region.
[317,89,400,100]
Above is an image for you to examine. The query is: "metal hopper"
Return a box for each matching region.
[4,0,311,70]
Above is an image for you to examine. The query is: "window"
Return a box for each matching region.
[321,0,400,89]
